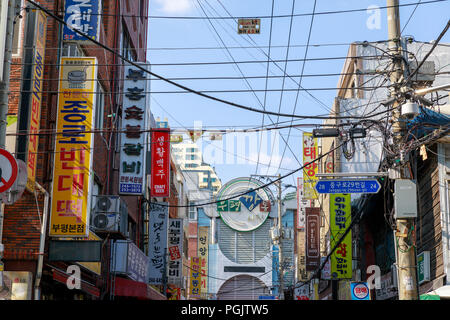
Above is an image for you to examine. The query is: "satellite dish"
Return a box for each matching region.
[0,159,28,205]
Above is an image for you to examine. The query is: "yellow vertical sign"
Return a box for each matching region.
[49,57,97,237]
[302,132,318,199]
[198,227,209,299]
[26,10,47,192]
[189,257,202,299]
[330,194,352,279]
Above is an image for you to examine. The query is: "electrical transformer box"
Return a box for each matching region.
[394,179,418,219]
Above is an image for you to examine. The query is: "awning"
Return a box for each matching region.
[423,285,450,299]
[52,268,100,298]
[113,276,167,300]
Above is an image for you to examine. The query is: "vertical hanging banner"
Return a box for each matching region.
[305,207,320,271]
[189,257,202,299]
[63,0,101,42]
[330,194,352,279]
[297,177,312,230]
[167,218,183,284]
[49,57,97,237]
[198,226,209,299]
[119,62,148,195]
[302,132,318,199]
[150,128,170,197]
[26,9,47,192]
[148,203,168,285]
[297,231,309,281]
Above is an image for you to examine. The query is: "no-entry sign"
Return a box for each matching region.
[0,148,18,193]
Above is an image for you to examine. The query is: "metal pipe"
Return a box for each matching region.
[415,83,450,96]
[33,181,49,300]
[316,172,388,177]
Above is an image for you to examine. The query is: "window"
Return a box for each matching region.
[121,25,136,62]
[95,82,105,135]
[186,154,196,160]
[188,204,197,220]
[62,43,82,57]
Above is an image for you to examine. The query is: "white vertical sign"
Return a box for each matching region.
[297,177,311,230]
[148,203,168,285]
[119,62,148,195]
[167,218,183,284]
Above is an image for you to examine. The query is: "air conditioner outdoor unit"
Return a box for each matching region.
[91,195,128,235]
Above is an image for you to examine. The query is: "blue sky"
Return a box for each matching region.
[145,0,450,189]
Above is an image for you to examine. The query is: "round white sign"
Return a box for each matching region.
[352,283,370,300]
[216,178,275,232]
[0,148,18,193]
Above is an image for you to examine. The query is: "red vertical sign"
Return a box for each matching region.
[305,207,320,271]
[150,129,170,197]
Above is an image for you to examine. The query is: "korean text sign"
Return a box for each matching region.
[148,203,168,285]
[297,177,312,230]
[127,241,149,283]
[302,132,318,199]
[63,0,101,42]
[330,194,352,279]
[305,207,320,271]
[190,257,202,299]
[49,57,97,237]
[167,218,183,283]
[150,129,170,197]
[119,63,148,195]
[198,226,209,298]
[26,10,47,192]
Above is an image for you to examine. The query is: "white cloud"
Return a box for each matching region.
[154,0,193,14]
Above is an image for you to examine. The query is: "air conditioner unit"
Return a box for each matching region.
[91,195,128,235]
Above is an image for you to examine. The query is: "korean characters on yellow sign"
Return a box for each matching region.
[330,194,352,279]
[302,132,318,199]
[190,257,202,299]
[49,57,97,237]
[198,227,209,299]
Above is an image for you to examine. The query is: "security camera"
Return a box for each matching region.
[401,101,419,120]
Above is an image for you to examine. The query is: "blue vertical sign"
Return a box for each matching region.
[63,0,101,42]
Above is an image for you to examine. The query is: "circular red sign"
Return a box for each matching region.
[0,148,18,193]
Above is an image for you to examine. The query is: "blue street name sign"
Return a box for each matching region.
[315,179,381,194]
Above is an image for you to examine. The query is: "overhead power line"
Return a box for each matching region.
[24,0,395,122]
[34,0,447,20]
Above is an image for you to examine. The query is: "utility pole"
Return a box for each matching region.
[386,0,418,300]
[0,0,17,290]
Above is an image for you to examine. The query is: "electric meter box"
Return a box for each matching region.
[394,179,418,219]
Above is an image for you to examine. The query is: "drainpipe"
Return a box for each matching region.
[33,181,49,300]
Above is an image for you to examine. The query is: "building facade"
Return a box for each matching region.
[0,0,174,300]
[313,40,450,300]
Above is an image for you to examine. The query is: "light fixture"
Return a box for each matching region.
[401,101,420,120]
[312,128,340,138]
